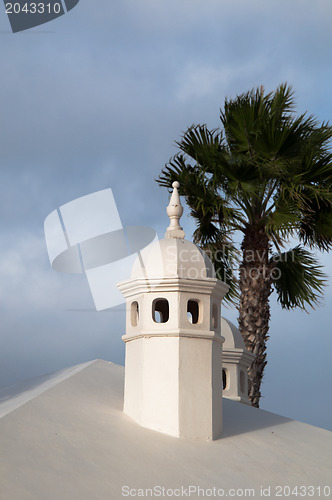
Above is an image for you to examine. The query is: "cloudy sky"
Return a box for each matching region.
[0,0,331,430]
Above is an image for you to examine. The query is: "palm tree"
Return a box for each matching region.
[157,84,332,407]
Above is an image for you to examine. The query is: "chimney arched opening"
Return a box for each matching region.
[152,298,169,323]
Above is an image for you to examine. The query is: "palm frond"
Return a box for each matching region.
[270,246,327,310]
[298,197,332,251]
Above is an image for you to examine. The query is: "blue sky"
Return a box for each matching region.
[0,0,331,430]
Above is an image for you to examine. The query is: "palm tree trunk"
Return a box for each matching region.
[238,228,273,407]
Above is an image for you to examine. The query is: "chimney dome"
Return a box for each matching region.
[131,238,216,281]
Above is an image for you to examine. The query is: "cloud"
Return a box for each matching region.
[0,231,125,387]
[0,232,90,310]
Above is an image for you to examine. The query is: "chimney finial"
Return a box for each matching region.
[165,181,185,239]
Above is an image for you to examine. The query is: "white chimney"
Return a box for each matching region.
[221,317,255,405]
[117,182,229,440]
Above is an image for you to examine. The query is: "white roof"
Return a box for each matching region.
[0,360,331,500]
